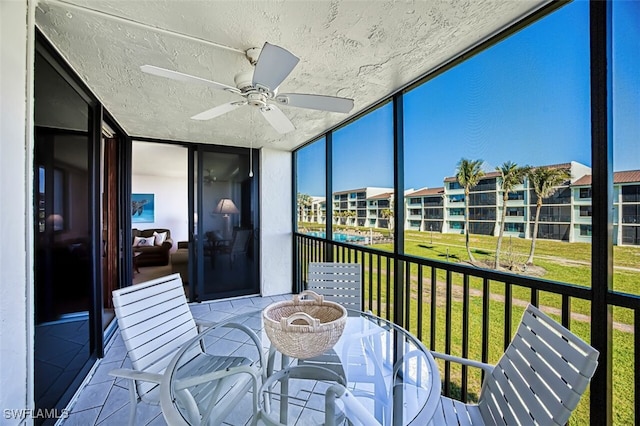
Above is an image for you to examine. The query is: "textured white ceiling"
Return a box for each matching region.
[36,0,547,152]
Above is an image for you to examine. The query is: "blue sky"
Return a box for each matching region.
[297,1,639,196]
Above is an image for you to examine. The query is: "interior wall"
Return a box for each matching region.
[260,148,293,297]
[132,174,188,249]
[0,0,32,420]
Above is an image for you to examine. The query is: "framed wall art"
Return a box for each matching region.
[131,193,154,223]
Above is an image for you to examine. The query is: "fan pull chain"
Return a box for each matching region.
[249,136,254,178]
[249,110,255,178]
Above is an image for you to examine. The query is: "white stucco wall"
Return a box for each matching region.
[0,0,32,422]
[260,148,293,297]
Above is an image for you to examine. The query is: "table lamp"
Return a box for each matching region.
[213,198,239,239]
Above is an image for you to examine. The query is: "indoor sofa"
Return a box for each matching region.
[132,228,173,266]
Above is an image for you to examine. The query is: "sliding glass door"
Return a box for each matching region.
[192,147,259,301]
[33,44,100,421]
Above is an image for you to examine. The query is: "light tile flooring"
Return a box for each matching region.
[60,294,292,426]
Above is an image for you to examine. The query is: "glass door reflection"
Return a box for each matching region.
[194,149,258,301]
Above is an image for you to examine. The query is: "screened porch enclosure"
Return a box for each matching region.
[292,2,639,424]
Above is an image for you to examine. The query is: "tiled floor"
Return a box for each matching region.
[60,294,292,426]
[35,317,91,414]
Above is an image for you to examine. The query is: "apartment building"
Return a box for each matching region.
[406,187,445,232]
[367,191,394,229]
[419,162,595,242]
[299,196,326,224]
[332,187,393,227]
[301,162,640,246]
[573,170,640,245]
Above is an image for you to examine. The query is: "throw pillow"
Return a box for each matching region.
[153,231,167,246]
[133,236,155,247]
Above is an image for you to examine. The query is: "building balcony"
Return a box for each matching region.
[503,217,526,223]
[574,216,593,223]
[59,230,637,426]
[504,199,527,206]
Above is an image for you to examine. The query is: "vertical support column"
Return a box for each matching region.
[391,94,406,425]
[188,145,197,301]
[90,103,104,357]
[589,1,613,424]
[393,93,405,329]
[121,135,133,287]
[325,132,334,262]
[292,149,300,293]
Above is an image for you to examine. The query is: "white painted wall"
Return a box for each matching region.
[260,148,293,297]
[132,174,188,250]
[0,0,32,422]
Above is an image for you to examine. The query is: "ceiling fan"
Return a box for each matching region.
[140,42,355,134]
[203,168,216,184]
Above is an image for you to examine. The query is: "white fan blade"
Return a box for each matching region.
[252,42,300,91]
[191,101,246,120]
[140,65,240,94]
[275,93,354,113]
[259,104,295,134]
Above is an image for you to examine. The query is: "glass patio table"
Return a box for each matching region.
[159,307,441,426]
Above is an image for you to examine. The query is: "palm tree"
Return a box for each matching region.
[344,210,356,226]
[526,166,571,265]
[380,208,394,235]
[494,162,530,269]
[333,209,343,224]
[296,192,312,223]
[456,158,485,263]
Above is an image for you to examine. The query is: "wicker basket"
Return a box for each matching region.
[263,290,347,359]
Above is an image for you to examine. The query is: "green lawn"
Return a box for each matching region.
[388,231,639,325]
[354,261,635,424]
[299,224,639,424]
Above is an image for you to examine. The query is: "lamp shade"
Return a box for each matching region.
[47,214,64,231]
[213,198,239,215]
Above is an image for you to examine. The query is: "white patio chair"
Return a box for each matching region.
[109,273,264,426]
[301,262,365,376]
[301,262,390,422]
[307,262,362,313]
[325,382,383,426]
[430,304,599,425]
[255,364,350,426]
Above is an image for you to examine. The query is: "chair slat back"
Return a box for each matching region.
[231,229,252,254]
[112,273,198,399]
[479,304,599,425]
[308,262,362,313]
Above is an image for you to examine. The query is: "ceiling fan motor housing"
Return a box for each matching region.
[234,70,254,91]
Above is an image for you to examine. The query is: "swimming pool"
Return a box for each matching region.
[306,231,366,242]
